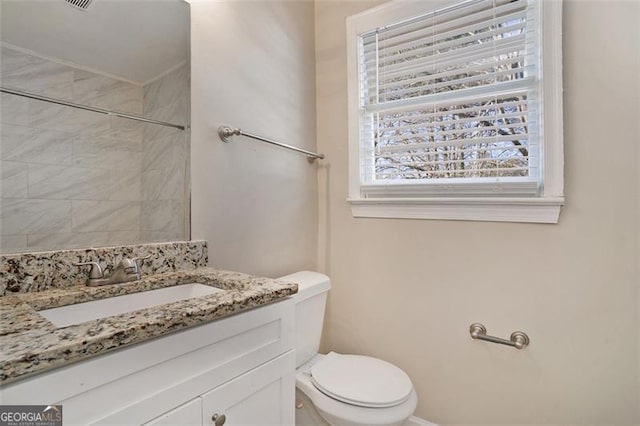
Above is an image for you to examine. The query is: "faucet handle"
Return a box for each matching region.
[122,255,151,274]
[73,261,104,279]
[118,258,137,273]
[131,255,151,268]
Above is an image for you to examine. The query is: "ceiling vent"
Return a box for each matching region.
[64,0,93,11]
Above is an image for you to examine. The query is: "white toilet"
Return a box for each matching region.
[280,271,418,426]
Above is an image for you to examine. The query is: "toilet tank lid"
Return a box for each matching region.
[277,271,330,301]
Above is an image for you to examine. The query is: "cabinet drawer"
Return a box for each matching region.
[201,350,295,426]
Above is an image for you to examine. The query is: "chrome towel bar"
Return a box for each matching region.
[469,323,530,350]
[218,125,325,163]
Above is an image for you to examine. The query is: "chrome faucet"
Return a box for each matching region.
[74,255,151,286]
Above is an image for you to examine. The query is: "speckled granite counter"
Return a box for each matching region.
[0,241,208,295]
[0,268,297,385]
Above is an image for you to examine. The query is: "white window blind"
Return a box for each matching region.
[358,0,541,197]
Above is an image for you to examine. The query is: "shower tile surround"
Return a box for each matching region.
[0,45,189,253]
[141,64,190,243]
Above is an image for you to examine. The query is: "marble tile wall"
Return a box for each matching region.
[0,46,189,253]
[0,46,146,253]
[141,65,190,243]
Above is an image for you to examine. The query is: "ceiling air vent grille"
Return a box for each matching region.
[64,0,93,11]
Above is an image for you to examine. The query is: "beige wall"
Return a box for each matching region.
[190,1,318,277]
[316,0,640,424]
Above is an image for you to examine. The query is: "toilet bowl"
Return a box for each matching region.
[296,353,418,426]
[280,271,417,426]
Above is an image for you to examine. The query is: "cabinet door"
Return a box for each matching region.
[201,350,295,426]
[143,398,202,426]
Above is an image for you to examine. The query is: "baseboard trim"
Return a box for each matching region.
[406,416,438,426]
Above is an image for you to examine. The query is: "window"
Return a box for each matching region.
[346,0,563,223]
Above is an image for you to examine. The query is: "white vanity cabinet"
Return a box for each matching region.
[0,299,295,426]
[145,352,295,426]
[200,351,294,425]
[144,352,295,426]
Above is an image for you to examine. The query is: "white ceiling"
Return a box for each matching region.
[0,0,189,85]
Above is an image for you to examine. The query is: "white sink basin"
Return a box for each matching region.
[39,283,224,328]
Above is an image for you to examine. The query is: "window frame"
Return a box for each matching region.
[346,0,564,223]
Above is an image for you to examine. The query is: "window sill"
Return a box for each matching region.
[348,197,564,224]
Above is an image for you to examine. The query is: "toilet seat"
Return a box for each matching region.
[310,352,413,408]
[296,354,418,426]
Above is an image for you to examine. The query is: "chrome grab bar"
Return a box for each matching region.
[218,125,325,163]
[469,323,530,350]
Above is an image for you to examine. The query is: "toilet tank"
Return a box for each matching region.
[278,271,331,368]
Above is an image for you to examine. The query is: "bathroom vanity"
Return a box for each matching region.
[0,242,298,425]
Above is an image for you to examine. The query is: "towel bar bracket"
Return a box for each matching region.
[218,126,241,143]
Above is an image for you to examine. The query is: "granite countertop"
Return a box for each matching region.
[0,268,298,385]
